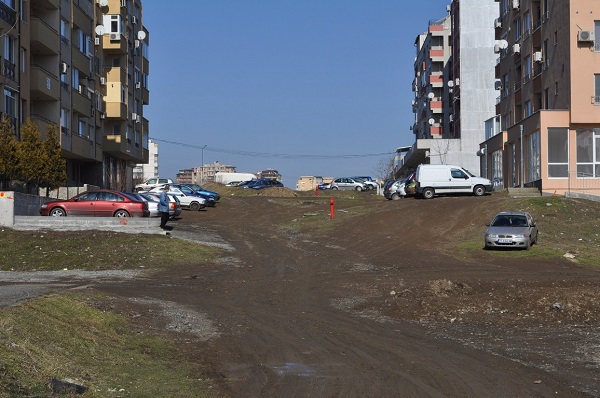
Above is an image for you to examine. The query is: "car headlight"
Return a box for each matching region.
[485,233,498,239]
[41,204,48,209]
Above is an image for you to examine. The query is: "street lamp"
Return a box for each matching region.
[201,145,207,183]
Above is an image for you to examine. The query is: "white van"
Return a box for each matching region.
[415,164,492,199]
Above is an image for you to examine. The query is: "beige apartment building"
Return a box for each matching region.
[4,0,149,190]
[483,0,600,195]
[176,162,237,184]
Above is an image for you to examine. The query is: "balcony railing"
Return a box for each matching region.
[3,59,15,80]
[0,2,16,25]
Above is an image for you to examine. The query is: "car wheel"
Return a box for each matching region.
[190,202,200,211]
[473,185,486,196]
[114,210,130,218]
[355,186,363,191]
[422,187,435,199]
[332,186,339,190]
[49,207,66,217]
[391,193,401,201]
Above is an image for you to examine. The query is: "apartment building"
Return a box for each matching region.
[5,0,149,191]
[397,0,499,178]
[176,162,237,184]
[133,138,158,181]
[482,0,600,195]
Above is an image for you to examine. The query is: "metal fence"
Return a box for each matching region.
[567,171,600,200]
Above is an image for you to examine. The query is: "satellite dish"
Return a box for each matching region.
[427,92,434,99]
[428,118,435,125]
[137,31,146,40]
[447,80,454,87]
[99,0,108,6]
[499,40,509,49]
[95,25,105,36]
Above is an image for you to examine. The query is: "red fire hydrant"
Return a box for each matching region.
[330,198,335,219]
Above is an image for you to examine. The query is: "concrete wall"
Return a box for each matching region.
[0,192,55,227]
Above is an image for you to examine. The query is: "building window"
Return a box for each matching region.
[524,55,531,83]
[492,150,503,190]
[528,131,541,182]
[595,75,600,105]
[524,100,533,118]
[78,120,86,138]
[515,17,522,42]
[4,89,16,121]
[523,11,531,36]
[576,128,600,177]
[4,35,15,79]
[548,128,568,178]
[104,15,122,34]
[60,19,69,45]
[60,108,69,135]
[544,88,550,109]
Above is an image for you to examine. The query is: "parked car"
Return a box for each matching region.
[484,211,539,250]
[138,192,182,219]
[170,184,217,207]
[40,190,150,217]
[384,179,405,200]
[317,182,331,190]
[147,186,206,211]
[415,164,492,199]
[240,178,283,189]
[134,178,173,192]
[404,173,417,196]
[350,176,378,190]
[330,178,366,191]
[179,184,221,202]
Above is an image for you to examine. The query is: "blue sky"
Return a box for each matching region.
[143,1,451,187]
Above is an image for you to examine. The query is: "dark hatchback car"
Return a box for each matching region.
[40,190,150,217]
[242,178,284,190]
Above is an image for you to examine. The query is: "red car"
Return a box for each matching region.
[40,190,150,218]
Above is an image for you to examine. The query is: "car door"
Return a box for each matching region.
[94,191,123,217]
[68,192,98,216]
[448,168,472,193]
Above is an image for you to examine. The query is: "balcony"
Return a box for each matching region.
[72,48,91,75]
[70,134,96,161]
[102,33,127,54]
[0,2,16,26]
[103,134,144,162]
[30,67,60,101]
[30,18,59,55]
[72,89,92,117]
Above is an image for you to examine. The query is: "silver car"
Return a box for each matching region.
[330,177,366,191]
[484,211,539,250]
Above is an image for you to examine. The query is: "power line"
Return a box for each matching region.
[150,137,395,160]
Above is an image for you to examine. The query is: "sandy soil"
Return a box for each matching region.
[5,191,600,397]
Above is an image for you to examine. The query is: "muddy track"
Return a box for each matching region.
[97,194,599,397]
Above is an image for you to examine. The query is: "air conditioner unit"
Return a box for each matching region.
[578,30,595,42]
[513,43,521,53]
[494,18,502,28]
[454,78,460,86]
[494,79,503,90]
[512,0,520,9]
[96,0,108,6]
[134,39,140,48]
[136,114,141,123]
[59,62,68,74]
[135,81,141,89]
[100,77,107,85]
[494,44,501,53]
[95,37,100,46]
[100,112,106,119]
[121,0,126,7]
[533,51,543,62]
[449,114,453,122]
[131,16,137,24]
[109,32,120,41]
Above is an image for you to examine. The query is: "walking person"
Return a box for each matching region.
[159,185,171,230]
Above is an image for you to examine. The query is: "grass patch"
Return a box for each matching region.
[0,294,215,398]
[0,230,218,271]
[452,196,600,266]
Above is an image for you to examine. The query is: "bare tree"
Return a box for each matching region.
[373,155,396,182]
[430,140,452,164]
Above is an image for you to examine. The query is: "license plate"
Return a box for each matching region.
[498,239,512,243]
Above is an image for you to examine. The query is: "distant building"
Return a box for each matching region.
[133,139,159,181]
[176,162,236,184]
[296,176,323,191]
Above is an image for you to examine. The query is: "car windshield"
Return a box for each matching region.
[492,215,528,227]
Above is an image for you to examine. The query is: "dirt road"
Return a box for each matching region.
[97,193,600,397]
